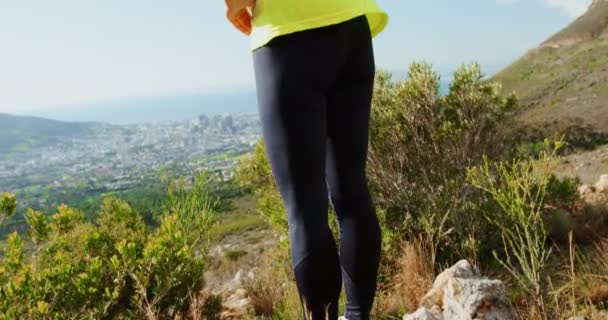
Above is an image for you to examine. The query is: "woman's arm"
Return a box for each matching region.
[225,0,255,35]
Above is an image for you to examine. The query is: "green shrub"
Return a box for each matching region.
[368,62,516,265]
[201,294,223,320]
[467,142,561,313]
[0,192,17,226]
[514,120,608,157]
[546,175,580,210]
[0,172,217,319]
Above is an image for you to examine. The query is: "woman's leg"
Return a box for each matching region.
[325,16,381,320]
[252,24,349,319]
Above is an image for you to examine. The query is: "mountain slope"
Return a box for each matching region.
[493,0,608,132]
[0,113,96,156]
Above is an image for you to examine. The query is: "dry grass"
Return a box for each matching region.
[243,246,293,317]
[494,31,608,135]
[591,238,608,306]
[512,234,608,320]
[375,239,435,316]
[596,238,608,273]
[187,291,223,320]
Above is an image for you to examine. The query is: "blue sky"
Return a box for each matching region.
[0,0,591,114]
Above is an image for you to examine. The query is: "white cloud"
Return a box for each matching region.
[496,0,593,17]
[545,0,592,17]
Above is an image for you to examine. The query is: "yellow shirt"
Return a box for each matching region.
[250,0,388,50]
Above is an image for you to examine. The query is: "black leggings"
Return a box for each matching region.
[253,16,382,320]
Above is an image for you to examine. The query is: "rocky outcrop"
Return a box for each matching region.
[203,227,280,318]
[404,260,516,320]
[578,174,608,205]
[540,0,608,49]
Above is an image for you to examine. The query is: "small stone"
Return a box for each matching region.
[223,289,250,311]
[223,297,250,310]
[403,307,444,320]
[234,288,247,298]
[578,185,592,196]
[595,174,608,191]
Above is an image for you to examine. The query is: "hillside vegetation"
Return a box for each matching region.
[543,0,608,48]
[2,3,608,317]
[493,0,608,135]
[2,62,608,320]
[0,113,95,156]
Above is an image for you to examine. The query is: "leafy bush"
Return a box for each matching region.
[0,173,217,319]
[368,62,516,264]
[514,120,608,157]
[467,142,560,313]
[0,192,17,226]
[546,175,580,210]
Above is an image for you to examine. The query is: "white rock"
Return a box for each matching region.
[233,269,244,283]
[223,288,250,310]
[406,260,515,320]
[421,260,477,309]
[234,288,247,298]
[578,184,592,196]
[223,297,250,310]
[443,277,515,320]
[221,269,248,292]
[403,306,443,320]
[595,174,608,191]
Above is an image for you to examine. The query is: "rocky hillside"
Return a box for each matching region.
[542,0,608,49]
[493,0,608,133]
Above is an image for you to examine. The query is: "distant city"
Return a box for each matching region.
[0,113,262,210]
[0,75,456,212]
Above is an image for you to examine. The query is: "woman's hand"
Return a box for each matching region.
[225,0,255,35]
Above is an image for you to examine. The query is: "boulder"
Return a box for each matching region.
[404,260,516,320]
[443,276,515,319]
[420,260,476,309]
